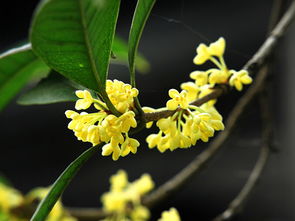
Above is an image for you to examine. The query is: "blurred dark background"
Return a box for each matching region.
[1,0,295,220]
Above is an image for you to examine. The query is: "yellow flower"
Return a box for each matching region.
[208,37,226,57]
[146,133,162,149]
[130,205,150,221]
[208,68,229,85]
[229,70,252,91]
[118,111,137,133]
[101,191,127,213]
[129,174,154,196]
[180,82,200,102]
[190,71,208,86]
[158,208,181,221]
[102,140,121,161]
[106,80,139,112]
[0,183,23,212]
[193,43,210,65]
[110,170,128,192]
[166,89,189,110]
[101,170,154,221]
[121,137,140,157]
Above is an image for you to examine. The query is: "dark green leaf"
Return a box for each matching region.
[30,0,121,93]
[0,44,50,110]
[112,36,150,74]
[128,0,155,86]
[17,72,78,105]
[30,144,101,221]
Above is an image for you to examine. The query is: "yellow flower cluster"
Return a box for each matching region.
[0,183,75,221]
[0,183,23,218]
[158,208,181,221]
[101,170,154,221]
[192,37,252,90]
[145,37,252,152]
[146,103,224,152]
[65,80,140,161]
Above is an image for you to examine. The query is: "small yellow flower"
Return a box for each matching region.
[118,111,137,133]
[75,90,94,110]
[129,174,154,195]
[158,208,181,221]
[166,89,189,110]
[180,82,200,102]
[102,140,121,161]
[106,80,138,112]
[121,137,140,157]
[190,71,208,86]
[0,183,23,212]
[229,70,252,91]
[110,170,128,192]
[146,133,162,149]
[208,37,226,57]
[130,205,150,221]
[193,43,210,65]
[208,68,229,85]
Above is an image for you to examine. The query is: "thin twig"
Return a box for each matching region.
[212,138,270,221]
[212,78,274,221]
[144,0,295,123]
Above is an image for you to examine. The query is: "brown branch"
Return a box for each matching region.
[143,0,295,123]
[212,137,270,221]
[68,207,108,221]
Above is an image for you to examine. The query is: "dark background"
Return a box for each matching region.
[1,0,295,220]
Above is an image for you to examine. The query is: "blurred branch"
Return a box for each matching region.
[212,81,274,221]
[144,0,295,123]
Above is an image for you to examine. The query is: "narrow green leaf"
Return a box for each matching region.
[0,44,50,110]
[112,36,150,74]
[128,0,155,86]
[17,72,78,105]
[30,0,121,93]
[30,144,101,221]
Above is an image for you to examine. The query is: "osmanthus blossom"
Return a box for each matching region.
[66,37,252,160]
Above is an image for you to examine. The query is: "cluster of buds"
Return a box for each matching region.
[101,170,154,221]
[65,80,140,161]
[101,170,181,221]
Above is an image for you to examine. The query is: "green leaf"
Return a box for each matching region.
[17,72,78,105]
[30,144,101,221]
[30,0,121,93]
[112,36,150,74]
[128,0,155,86]
[0,44,50,110]
[0,173,12,186]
